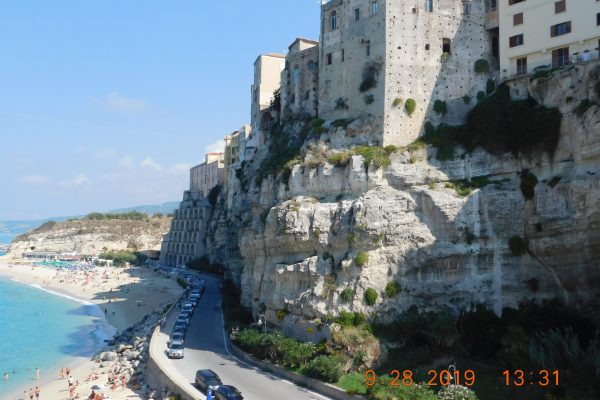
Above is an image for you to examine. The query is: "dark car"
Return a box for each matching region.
[169,332,184,345]
[214,385,243,400]
[195,369,222,393]
[172,325,186,339]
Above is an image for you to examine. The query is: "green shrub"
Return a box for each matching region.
[353,312,366,326]
[384,145,397,155]
[337,311,356,327]
[392,97,403,107]
[207,184,221,206]
[281,339,317,368]
[335,97,349,110]
[354,251,369,267]
[405,98,417,116]
[548,176,561,188]
[428,180,436,190]
[385,281,402,297]
[508,236,528,256]
[98,250,142,266]
[347,233,356,247]
[311,118,325,129]
[363,94,374,104]
[313,227,322,238]
[433,99,448,115]
[302,355,342,383]
[437,384,479,400]
[463,95,471,104]
[328,151,354,167]
[276,309,289,320]
[340,288,354,302]
[575,99,597,117]
[354,146,391,169]
[474,59,490,74]
[176,277,188,289]
[565,96,573,103]
[445,177,492,197]
[364,288,378,306]
[520,170,538,200]
[486,79,496,95]
[369,380,437,400]
[336,372,368,395]
[595,79,600,98]
[476,91,486,102]
[359,76,377,92]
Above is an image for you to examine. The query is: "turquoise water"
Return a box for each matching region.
[0,278,114,396]
[0,251,5,257]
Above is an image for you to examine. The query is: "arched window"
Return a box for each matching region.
[330,11,337,31]
[442,38,451,54]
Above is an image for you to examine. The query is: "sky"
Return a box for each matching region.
[0,1,320,220]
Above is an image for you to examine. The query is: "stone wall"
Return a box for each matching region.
[281,38,320,120]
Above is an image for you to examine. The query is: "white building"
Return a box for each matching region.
[190,153,224,197]
[499,0,600,78]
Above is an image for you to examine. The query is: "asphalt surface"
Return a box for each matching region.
[157,273,330,400]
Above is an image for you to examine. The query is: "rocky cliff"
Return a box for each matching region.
[6,216,172,258]
[188,62,600,330]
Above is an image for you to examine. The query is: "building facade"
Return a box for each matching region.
[280,38,320,120]
[189,152,225,197]
[498,0,600,78]
[249,54,286,149]
[319,0,494,146]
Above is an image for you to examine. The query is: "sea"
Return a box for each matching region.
[0,277,114,397]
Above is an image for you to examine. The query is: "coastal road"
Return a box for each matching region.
[153,274,331,400]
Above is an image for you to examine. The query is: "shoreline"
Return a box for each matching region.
[0,259,184,400]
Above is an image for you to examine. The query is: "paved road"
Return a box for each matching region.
[154,274,330,400]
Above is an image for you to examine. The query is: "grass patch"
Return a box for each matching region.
[392,97,403,108]
[328,150,354,167]
[364,288,378,306]
[385,280,402,298]
[444,177,492,197]
[347,233,356,247]
[405,98,416,116]
[354,146,391,169]
[354,251,369,267]
[433,99,448,115]
[340,288,354,302]
[336,372,367,395]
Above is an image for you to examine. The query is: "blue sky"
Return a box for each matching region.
[0,1,320,220]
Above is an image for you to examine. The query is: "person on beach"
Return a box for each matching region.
[27,387,34,400]
[69,384,76,399]
[3,372,8,381]
[35,386,40,400]
[121,374,126,389]
[60,367,65,379]
[35,367,40,380]
[66,367,71,376]
[68,374,74,388]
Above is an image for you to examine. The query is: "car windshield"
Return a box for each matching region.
[170,343,184,350]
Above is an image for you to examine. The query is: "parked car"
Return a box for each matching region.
[167,340,185,359]
[214,385,243,400]
[171,326,186,339]
[182,302,194,313]
[169,332,184,345]
[188,296,199,307]
[173,321,187,332]
[180,309,192,321]
[195,369,222,393]
[176,314,190,326]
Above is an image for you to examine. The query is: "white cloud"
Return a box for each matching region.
[119,155,134,168]
[168,163,193,173]
[60,173,91,187]
[205,139,225,155]
[140,157,163,171]
[104,92,147,111]
[17,174,50,185]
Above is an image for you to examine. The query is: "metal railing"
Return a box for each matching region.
[501,51,600,81]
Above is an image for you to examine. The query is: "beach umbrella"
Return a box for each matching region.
[91,384,106,391]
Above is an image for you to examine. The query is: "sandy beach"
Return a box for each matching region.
[0,258,184,400]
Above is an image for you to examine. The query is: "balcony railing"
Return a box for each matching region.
[501,51,600,81]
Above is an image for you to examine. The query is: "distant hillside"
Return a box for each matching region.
[0,201,178,244]
[6,214,173,258]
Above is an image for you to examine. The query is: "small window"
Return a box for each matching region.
[326,53,333,65]
[425,0,433,12]
[516,57,527,75]
[355,8,360,21]
[442,38,451,54]
[508,0,526,5]
[463,1,471,15]
[330,11,337,31]
[425,44,430,50]
[509,34,524,47]
[597,12,600,26]
[552,47,569,67]
[554,0,566,13]
[366,41,371,57]
[489,0,497,10]
[550,21,571,37]
[513,12,523,25]
[371,1,379,15]
[342,49,345,62]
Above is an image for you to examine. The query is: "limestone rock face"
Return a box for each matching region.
[6,217,172,257]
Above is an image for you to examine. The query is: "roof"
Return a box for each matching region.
[288,37,319,50]
[254,53,286,65]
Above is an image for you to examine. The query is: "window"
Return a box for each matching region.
[554,0,566,13]
[508,0,526,5]
[509,34,524,47]
[425,0,433,12]
[371,1,379,15]
[550,21,571,37]
[463,1,471,15]
[425,44,430,50]
[513,12,523,25]
[516,57,527,75]
[552,47,569,67]
[330,11,337,31]
[342,49,345,62]
[596,12,600,26]
[442,38,451,54]
[489,0,497,10]
[366,41,371,57]
[355,8,360,21]
[326,53,333,65]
